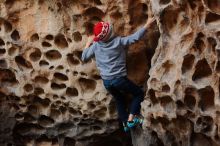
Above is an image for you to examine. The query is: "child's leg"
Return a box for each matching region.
[108,87,129,122]
[103,80,128,123]
[111,77,144,121]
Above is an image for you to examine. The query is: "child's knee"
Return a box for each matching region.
[136,89,144,101]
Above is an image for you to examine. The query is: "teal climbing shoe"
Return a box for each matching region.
[123,122,129,132]
[127,117,143,129]
[133,117,143,125]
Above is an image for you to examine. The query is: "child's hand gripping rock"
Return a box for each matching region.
[144,16,156,29]
[85,36,94,49]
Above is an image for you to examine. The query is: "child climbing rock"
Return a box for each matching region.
[81,16,155,132]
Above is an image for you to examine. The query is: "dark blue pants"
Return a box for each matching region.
[103,76,144,122]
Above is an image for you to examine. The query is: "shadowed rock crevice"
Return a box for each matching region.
[54,34,68,48]
[78,78,97,93]
[192,59,212,81]
[198,86,214,111]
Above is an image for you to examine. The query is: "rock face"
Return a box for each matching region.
[140,0,220,146]
[0,0,219,146]
[0,0,157,145]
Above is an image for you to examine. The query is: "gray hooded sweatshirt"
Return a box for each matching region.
[81,27,146,80]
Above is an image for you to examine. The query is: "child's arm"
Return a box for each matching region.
[81,37,95,62]
[120,16,155,46]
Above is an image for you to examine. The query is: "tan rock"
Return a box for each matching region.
[0,0,219,146]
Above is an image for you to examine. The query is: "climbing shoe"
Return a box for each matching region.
[123,122,129,132]
[127,117,143,129]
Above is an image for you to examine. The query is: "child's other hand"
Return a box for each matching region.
[144,16,156,29]
[85,36,94,48]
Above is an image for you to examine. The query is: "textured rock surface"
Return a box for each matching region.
[140,0,220,146]
[0,0,219,146]
[0,0,157,145]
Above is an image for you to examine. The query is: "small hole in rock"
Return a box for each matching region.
[39,60,49,66]
[182,54,195,74]
[0,48,6,55]
[56,65,64,70]
[159,96,173,107]
[160,0,171,5]
[83,7,105,18]
[33,96,50,107]
[161,7,180,33]
[192,59,212,81]
[80,72,87,76]
[60,106,67,114]
[87,101,96,109]
[11,30,20,41]
[45,50,62,60]
[176,100,185,108]
[31,33,39,42]
[15,113,24,121]
[73,31,82,42]
[42,41,52,47]
[94,107,107,118]
[38,115,54,127]
[23,113,36,123]
[184,94,196,110]
[50,109,61,119]
[66,87,78,97]
[94,0,102,5]
[67,38,72,43]
[67,53,80,65]
[27,104,39,116]
[194,34,205,53]
[15,55,33,69]
[52,94,59,100]
[73,71,78,76]
[148,89,158,105]
[45,34,54,40]
[207,37,217,52]
[0,69,17,83]
[205,12,220,24]
[34,87,44,95]
[198,86,214,111]
[34,76,49,84]
[216,61,220,72]
[0,59,7,68]
[91,74,101,80]
[73,50,82,59]
[93,125,102,131]
[24,84,33,92]
[78,78,97,93]
[196,116,213,132]
[54,34,68,48]
[8,45,19,56]
[162,84,170,92]
[5,0,15,5]
[30,48,42,61]
[51,82,66,90]
[0,38,5,46]
[54,72,68,81]
[49,66,54,70]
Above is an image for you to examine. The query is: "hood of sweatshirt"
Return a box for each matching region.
[97,33,117,48]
